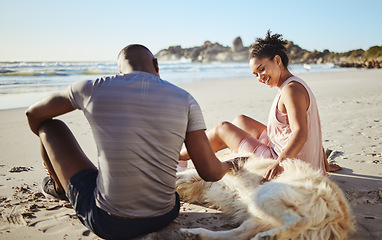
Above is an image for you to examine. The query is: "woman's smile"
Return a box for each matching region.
[264,76,270,85]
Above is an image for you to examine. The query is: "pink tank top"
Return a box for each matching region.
[267,76,326,174]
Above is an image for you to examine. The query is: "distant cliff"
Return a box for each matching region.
[155,37,249,63]
[155,37,382,68]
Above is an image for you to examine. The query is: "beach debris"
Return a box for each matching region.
[21,212,35,219]
[46,205,63,211]
[29,192,45,201]
[325,148,332,158]
[366,152,382,157]
[0,196,7,203]
[82,230,91,236]
[13,184,32,194]
[325,148,344,160]
[329,150,343,160]
[26,203,40,212]
[9,166,32,173]
[64,202,72,208]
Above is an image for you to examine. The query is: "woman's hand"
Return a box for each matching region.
[261,160,284,182]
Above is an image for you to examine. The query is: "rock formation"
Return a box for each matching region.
[155,37,382,68]
[232,37,244,52]
[156,37,249,63]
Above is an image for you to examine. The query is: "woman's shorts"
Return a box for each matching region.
[238,130,278,159]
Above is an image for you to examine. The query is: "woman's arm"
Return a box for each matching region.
[276,82,309,161]
[262,82,309,181]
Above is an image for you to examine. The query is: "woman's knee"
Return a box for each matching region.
[208,121,234,141]
[232,115,266,136]
[207,121,235,150]
[215,121,234,133]
[232,114,250,126]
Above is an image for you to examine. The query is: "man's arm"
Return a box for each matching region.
[26,90,75,135]
[184,129,232,182]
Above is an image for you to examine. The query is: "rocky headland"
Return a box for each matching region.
[155,37,382,68]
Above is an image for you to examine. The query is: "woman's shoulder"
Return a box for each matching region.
[280,79,310,107]
[282,80,308,96]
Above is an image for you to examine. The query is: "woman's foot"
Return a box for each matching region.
[326,163,342,172]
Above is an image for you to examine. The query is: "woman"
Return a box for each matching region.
[179,31,340,181]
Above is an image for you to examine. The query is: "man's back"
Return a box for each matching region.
[26,44,232,239]
[68,71,206,218]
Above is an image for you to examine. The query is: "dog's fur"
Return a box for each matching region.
[176,155,354,240]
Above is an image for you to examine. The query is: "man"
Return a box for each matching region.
[26,44,234,239]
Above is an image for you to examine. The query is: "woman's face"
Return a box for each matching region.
[249,56,282,88]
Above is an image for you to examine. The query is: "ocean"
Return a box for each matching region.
[0,61,351,110]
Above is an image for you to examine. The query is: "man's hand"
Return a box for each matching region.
[226,156,249,173]
[185,130,231,182]
[261,160,284,183]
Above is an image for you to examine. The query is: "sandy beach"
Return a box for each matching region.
[0,69,381,239]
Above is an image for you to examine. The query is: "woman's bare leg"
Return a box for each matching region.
[179,121,254,161]
[232,115,267,139]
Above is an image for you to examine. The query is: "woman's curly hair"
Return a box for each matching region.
[249,30,289,68]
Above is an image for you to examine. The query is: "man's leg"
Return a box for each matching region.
[38,119,96,193]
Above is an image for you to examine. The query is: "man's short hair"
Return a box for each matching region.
[118,44,154,60]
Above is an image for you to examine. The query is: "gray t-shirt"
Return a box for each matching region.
[68,71,206,218]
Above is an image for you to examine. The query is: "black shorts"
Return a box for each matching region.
[66,169,180,239]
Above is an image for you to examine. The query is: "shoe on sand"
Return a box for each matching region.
[41,177,68,201]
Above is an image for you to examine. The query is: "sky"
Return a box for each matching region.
[0,0,381,61]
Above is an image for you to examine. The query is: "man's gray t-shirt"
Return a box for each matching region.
[68,71,206,218]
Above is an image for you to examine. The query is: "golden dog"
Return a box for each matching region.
[176,155,354,240]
